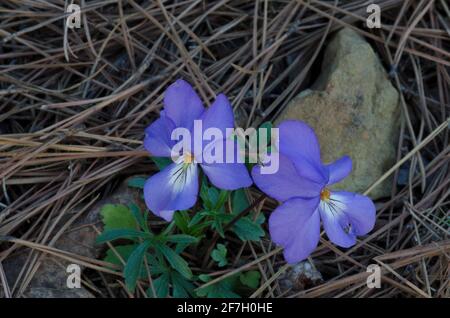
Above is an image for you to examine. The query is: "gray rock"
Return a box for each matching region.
[1,177,142,298]
[277,28,400,199]
[24,287,94,298]
[279,260,323,292]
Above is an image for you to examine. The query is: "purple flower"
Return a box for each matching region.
[143,79,252,221]
[252,120,376,263]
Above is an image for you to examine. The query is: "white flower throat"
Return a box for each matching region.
[168,152,197,193]
[319,188,353,235]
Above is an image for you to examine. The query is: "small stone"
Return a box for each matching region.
[277,28,400,199]
[279,260,323,292]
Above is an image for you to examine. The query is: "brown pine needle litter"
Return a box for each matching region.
[0,0,449,298]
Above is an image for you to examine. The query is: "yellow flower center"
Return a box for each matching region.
[183,152,194,165]
[320,188,331,201]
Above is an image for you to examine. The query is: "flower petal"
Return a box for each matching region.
[200,138,252,190]
[278,120,321,165]
[163,79,204,129]
[252,154,323,202]
[144,114,176,157]
[319,200,355,248]
[200,94,235,138]
[269,197,321,264]
[331,191,376,236]
[159,210,175,222]
[293,155,329,186]
[278,120,328,184]
[326,156,352,185]
[144,163,199,221]
[201,162,252,190]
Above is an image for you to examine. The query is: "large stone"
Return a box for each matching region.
[277,28,400,199]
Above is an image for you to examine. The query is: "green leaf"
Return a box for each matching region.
[212,218,226,238]
[100,204,137,231]
[207,188,219,207]
[129,203,147,231]
[200,179,210,203]
[165,234,198,244]
[200,180,220,210]
[104,245,161,279]
[214,190,229,210]
[188,212,205,227]
[198,274,211,283]
[171,272,195,298]
[156,244,192,279]
[104,244,138,267]
[239,271,261,289]
[208,187,220,204]
[232,189,250,214]
[173,211,190,233]
[174,243,190,255]
[145,253,166,276]
[127,177,146,189]
[124,240,152,293]
[160,220,176,237]
[232,217,265,241]
[196,275,241,298]
[211,244,228,267]
[96,229,151,244]
[149,273,170,298]
[152,157,172,170]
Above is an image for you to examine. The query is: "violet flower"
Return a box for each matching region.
[143,79,252,221]
[252,120,376,263]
